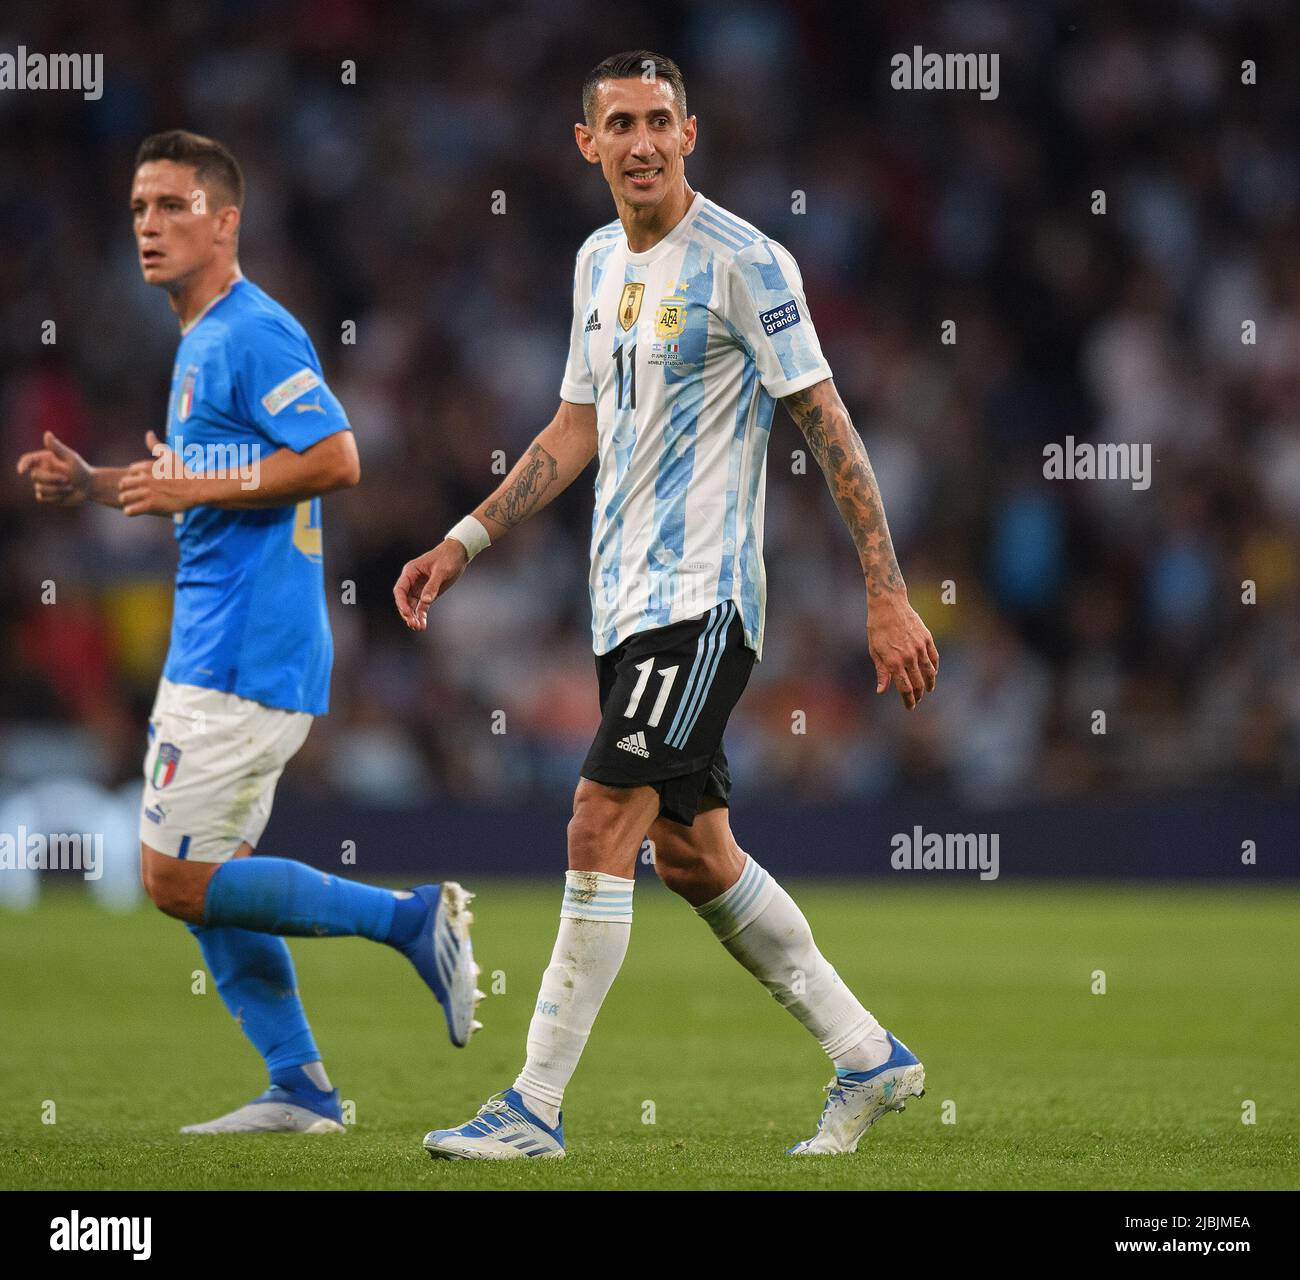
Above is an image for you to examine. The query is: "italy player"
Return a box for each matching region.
[395,53,939,1159]
[17,130,482,1134]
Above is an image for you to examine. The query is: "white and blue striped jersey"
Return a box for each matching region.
[561,192,832,661]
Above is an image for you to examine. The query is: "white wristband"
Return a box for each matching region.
[446,515,491,561]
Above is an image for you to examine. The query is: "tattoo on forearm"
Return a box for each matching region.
[483,442,560,529]
[784,386,905,598]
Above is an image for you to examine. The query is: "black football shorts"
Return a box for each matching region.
[581,600,756,826]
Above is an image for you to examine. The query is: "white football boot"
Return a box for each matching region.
[788,1031,926,1155]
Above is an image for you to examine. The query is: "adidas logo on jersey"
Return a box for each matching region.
[584,309,602,333]
[616,730,650,758]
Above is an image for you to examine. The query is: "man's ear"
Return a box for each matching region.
[216,205,241,245]
[680,115,698,158]
[574,122,602,165]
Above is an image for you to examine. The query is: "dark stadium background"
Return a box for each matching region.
[1,0,1297,896]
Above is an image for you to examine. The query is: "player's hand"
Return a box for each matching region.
[15,431,92,507]
[868,592,938,710]
[394,539,469,630]
[117,431,198,516]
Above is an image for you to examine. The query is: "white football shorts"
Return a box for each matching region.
[138,677,313,863]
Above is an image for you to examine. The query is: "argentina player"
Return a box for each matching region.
[18,131,482,1134]
[395,53,938,1159]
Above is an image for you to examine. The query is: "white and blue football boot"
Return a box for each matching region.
[788,1031,926,1155]
[423,1088,565,1160]
[396,882,483,1048]
[180,1084,345,1134]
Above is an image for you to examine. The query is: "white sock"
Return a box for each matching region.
[301,1060,332,1091]
[513,870,634,1127]
[696,856,893,1072]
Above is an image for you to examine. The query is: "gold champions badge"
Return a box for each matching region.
[617,282,645,331]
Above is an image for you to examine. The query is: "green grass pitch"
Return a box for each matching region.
[2,879,1296,1190]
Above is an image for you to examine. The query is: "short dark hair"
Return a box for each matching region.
[582,50,687,126]
[134,130,244,210]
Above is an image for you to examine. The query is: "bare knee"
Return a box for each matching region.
[566,794,631,873]
[650,833,734,906]
[567,782,658,875]
[567,791,608,865]
[140,844,212,922]
[650,827,704,895]
[649,808,745,906]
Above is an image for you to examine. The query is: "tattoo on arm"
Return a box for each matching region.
[783,382,905,598]
[483,442,560,529]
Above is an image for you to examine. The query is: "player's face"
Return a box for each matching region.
[130,160,235,289]
[578,78,696,210]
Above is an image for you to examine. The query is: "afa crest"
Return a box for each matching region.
[617,282,645,331]
[655,297,687,339]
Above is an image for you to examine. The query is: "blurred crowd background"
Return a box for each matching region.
[2,0,1297,817]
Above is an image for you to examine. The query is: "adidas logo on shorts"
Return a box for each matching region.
[616,730,650,758]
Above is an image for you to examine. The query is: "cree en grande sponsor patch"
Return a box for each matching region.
[260,367,322,416]
[759,299,801,336]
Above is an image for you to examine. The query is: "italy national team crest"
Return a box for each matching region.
[176,364,198,421]
[152,742,182,789]
[617,282,645,331]
[655,296,687,339]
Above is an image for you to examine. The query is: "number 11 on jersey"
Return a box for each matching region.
[624,658,678,727]
[613,343,637,410]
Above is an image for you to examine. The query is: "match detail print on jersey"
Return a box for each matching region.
[560,193,833,662]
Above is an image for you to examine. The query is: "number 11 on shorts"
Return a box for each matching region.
[623,659,679,728]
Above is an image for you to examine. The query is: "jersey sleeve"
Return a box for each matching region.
[233,317,352,452]
[724,241,833,398]
[559,248,596,405]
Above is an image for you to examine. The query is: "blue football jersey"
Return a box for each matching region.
[159,277,350,715]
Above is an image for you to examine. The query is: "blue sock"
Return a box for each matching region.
[270,1063,335,1097]
[203,857,407,942]
[187,924,320,1078]
[387,891,427,949]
